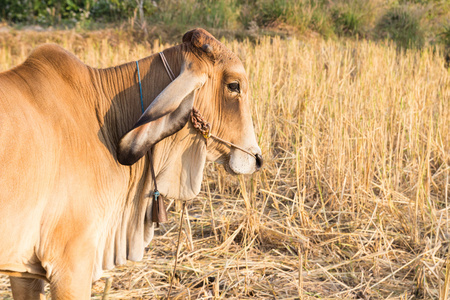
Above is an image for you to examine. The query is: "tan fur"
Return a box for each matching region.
[0,29,261,299]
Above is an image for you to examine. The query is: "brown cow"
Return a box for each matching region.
[0,28,262,299]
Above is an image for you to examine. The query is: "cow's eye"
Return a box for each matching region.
[227,82,240,93]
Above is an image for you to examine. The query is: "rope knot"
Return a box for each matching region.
[190,108,211,139]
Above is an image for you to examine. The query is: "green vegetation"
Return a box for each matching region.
[1,1,450,47]
[375,5,426,49]
[440,23,450,46]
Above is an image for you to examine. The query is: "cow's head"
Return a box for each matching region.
[118,28,262,187]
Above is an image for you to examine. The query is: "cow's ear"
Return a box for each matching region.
[117,62,207,165]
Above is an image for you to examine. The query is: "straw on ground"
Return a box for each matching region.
[0,29,448,299]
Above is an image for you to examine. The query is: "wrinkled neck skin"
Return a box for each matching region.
[90,45,206,280]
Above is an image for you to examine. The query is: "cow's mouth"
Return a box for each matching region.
[224,162,238,175]
[210,154,239,175]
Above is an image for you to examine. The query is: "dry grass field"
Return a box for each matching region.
[0,29,449,299]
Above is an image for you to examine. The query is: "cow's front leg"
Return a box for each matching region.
[48,258,94,299]
[46,237,96,300]
[10,277,46,300]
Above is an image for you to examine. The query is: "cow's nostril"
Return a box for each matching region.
[255,154,263,170]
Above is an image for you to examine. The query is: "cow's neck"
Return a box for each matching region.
[94,50,181,143]
[91,47,207,279]
[94,45,206,198]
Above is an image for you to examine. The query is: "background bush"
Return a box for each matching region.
[376,5,426,49]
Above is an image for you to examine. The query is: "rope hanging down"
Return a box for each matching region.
[136,60,168,226]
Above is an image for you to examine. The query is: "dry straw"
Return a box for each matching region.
[0,30,448,299]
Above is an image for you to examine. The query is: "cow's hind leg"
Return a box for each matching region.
[10,277,46,300]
